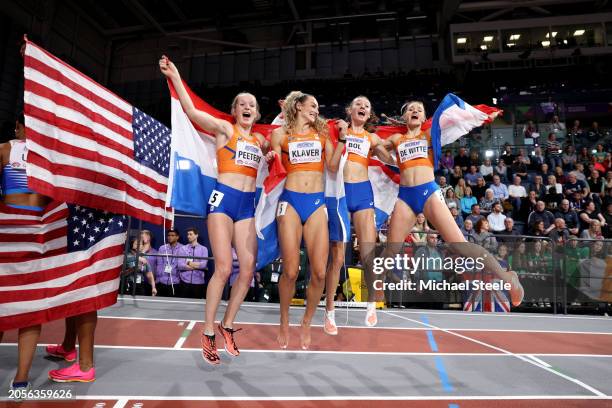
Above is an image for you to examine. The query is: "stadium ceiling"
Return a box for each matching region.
[64,0,610,48]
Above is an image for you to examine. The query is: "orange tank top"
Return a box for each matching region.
[393,131,434,171]
[217,125,263,178]
[345,129,377,167]
[281,131,326,174]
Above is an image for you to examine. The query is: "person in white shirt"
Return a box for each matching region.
[508,175,527,213]
[487,202,507,232]
[479,158,494,181]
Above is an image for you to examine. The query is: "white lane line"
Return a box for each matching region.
[112,399,128,408]
[98,315,612,335]
[173,320,196,349]
[384,311,608,397]
[527,355,552,368]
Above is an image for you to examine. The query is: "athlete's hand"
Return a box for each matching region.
[159,55,179,79]
[336,119,348,134]
[265,150,277,163]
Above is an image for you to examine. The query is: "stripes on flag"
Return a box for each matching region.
[0,203,128,331]
[23,39,171,225]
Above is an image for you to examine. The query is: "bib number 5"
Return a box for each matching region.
[208,190,225,207]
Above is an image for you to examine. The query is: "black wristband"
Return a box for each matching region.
[338,138,346,143]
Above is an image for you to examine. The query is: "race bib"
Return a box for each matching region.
[235,140,262,169]
[9,141,28,169]
[346,136,370,158]
[208,189,224,207]
[288,140,322,164]
[398,139,428,163]
[277,201,288,217]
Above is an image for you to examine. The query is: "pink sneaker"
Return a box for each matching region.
[48,363,95,383]
[45,344,77,362]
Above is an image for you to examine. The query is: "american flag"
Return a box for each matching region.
[0,202,127,331]
[23,39,171,225]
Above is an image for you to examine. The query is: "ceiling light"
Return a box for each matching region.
[506,43,515,47]
[480,45,488,50]
[509,34,521,40]
[545,32,557,38]
[573,29,585,36]
[484,36,494,42]
[457,37,467,44]
[541,41,550,47]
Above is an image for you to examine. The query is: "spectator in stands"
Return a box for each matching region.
[545,133,563,170]
[465,203,483,226]
[495,159,508,182]
[554,166,567,185]
[177,227,209,299]
[450,206,464,229]
[530,220,547,238]
[508,241,529,275]
[508,176,527,214]
[410,213,429,245]
[603,202,612,238]
[440,150,454,176]
[479,188,498,216]
[461,219,475,241]
[469,150,481,167]
[531,146,545,171]
[445,188,461,210]
[606,172,612,192]
[564,172,589,199]
[544,175,563,209]
[455,178,468,199]
[588,122,602,144]
[480,158,494,182]
[449,165,464,187]
[593,144,607,165]
[539,163,552,178]
[156,229,183,297]
[580,219,603,240]
[517,148,531,166]
[569,119,584,140]
[438,175,452,197]
[461,188,478,218]
[472,177,487,201]
[522,120,537,140]
[549,115,566,134]
[500,144,515,167]
[562,145,577,171]
[573,163,587,182]
[579,201,606,232]
[498,217,522,241]
[491,174,509,201]
[569,191,588,211]
[464,165,481,187]
[528,201,555,234]
[601,153,611,173]
[587,169,605,203]
[530,175,546,199]
[487,202,507,233]
[454,147,470,172]
[473,218,498,252]
[511,155,528,180]
[555,199,580,236]
[549,218,570,245]
[517,190,538,223]
[577,147,591,167]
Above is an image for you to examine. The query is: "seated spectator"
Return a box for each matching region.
[549,115,566,134]
[529,175,547,199]
[527,201,555,234]
[577,147,591,167]
[545,133,562,170]
[564,173,589,199]
[522,120,537,140]
[438,175,452,197]
[569,119,584,140]
[450,206,464,229]
[479,188,498,216]
[587,169,605,202]
[555,199,580,236]
[454,147,470,172]
[470,150,481,167]
[499,144,515,167]
[549,218,570,245]
[473,218,498,252]
[498,217,522,241]
[490,174,509,201]
[580,220,603,240]
[517,190,539,223]
[508,176,527,214]
[511,157,528,180]
[606,171,612,191]
[573,163,587,182]
[455,178,468,200]
[472,177,488,201]
[588,121,602,143]
[554,165,567,185]
[544,175,563,209]
[562,145,577,171]
[465,203,483,226]
[603,202,612,238]
[461,219,475,241]
[530,220,547,238]
[508,241,530,274]
[531,146,545,171]
[440,149,454,176]
[579,201,606,232]
[539,163,552,178]
[517,148,531,165]
[593,144,607,164]
[156,229,183,297]
[464,165,482,187]
[479,158,494,181]
[411,213,429,245]
[449,165,464,186]
[487,202,507,233]
[445,188,461,210]
[569,191,588,211]
[177,227,209,299]
[495,159,508,183]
